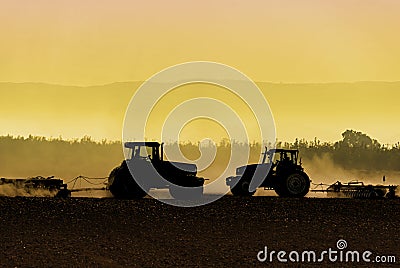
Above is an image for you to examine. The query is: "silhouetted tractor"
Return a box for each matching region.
[108,142,204,199]
[226,149,310,197]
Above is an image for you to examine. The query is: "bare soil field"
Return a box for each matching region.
[0,196,398,267]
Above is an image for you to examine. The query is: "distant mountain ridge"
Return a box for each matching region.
[0,81,399,143]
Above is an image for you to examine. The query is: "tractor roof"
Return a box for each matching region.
[124,142,161,148]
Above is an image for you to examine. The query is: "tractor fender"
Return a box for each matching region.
[226,176,242,187]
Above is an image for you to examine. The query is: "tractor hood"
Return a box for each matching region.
[236,163,269,176]
[236,163,271,176]
[168,161,197,174]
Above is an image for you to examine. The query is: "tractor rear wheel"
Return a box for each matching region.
[275,172,310,198]
[108,162,148,199]
[230,179,256,196]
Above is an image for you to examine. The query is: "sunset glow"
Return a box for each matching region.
[1,0,400,144]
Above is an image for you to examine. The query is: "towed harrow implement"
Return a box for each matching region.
[312,181,398,199]
[0,176,71,198]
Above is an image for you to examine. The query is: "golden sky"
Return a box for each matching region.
[0,1,400,144]
[1,0,400,84]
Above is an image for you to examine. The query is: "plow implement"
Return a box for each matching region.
[311,180,398,199]
[0,176,71,198]
[0,175,108,198]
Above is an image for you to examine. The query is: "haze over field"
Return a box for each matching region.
[0,81,399,145]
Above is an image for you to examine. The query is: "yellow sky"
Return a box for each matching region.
[1,0,400,85]
[0,1,400,144]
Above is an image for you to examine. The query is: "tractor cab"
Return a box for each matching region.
[265,149,301,169]
[125,142,164,162]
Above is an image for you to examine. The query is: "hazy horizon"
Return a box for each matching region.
[1,81,400,145]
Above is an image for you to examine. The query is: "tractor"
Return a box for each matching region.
[108,142,204,199]
[226,148,310,197]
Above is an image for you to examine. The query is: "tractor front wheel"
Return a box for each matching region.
[230,179,256,197]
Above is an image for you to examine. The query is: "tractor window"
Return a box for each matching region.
[132,146,152,159]
[124,147,133,159]
[292,153,297,164]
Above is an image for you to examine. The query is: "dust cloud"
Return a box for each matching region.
[0,183,57,197]
[303,154,400,186]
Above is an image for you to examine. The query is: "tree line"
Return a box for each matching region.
[0,130,399,179]
[283,130,400,171]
